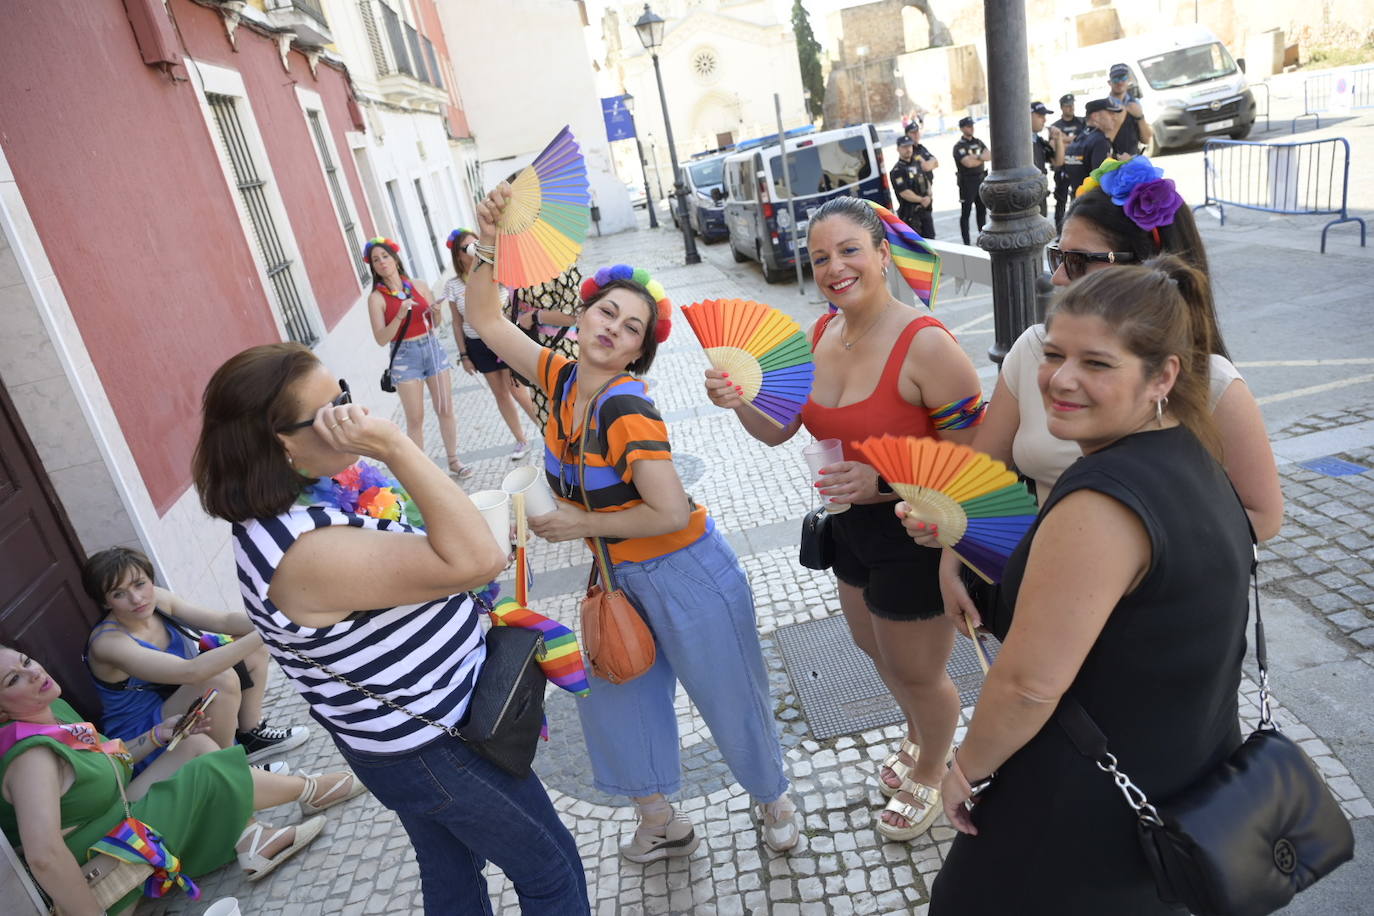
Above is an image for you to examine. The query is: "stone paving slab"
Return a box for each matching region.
[138,219,1373,914]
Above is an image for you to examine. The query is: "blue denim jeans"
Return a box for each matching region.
[391,332,452,382]
[335,733,588,915]
[576,526,789,802]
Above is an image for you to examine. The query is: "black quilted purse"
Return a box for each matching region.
[379,308,413,393]
[798,505,834,571]
[1055,540,1354,915]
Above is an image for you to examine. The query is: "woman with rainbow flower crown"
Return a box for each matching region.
[908,155,1283,625]
[465,183,801,863]
[363,237,471,477]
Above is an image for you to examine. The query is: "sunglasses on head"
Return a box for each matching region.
[1046,244,1137,281]
[277,379,351,432]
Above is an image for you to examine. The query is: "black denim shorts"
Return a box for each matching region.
[829,501,944,621]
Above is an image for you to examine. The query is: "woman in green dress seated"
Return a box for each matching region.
[0,645,365,915]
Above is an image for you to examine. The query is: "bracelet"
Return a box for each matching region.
[149,724,165,748]
[876,476,894,495]
[460,353,471,359]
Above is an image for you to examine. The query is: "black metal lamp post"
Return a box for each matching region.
[633,3,700,265]
[978,0,1056,364]
[623,94,659,229]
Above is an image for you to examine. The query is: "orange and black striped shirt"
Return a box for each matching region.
[538,350,711,564]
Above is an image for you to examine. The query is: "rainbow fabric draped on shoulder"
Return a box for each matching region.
[866,200,941,309]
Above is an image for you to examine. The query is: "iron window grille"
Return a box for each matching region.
[380,3,413,77]
[385,180,419,273]
[413,177,443,275]
[206,92,317,346]
[307,110,367,287]
[422,37,443,89]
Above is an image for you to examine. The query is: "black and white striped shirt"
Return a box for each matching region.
[233,505,485,754]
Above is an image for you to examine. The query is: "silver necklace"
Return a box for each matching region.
[841,303,891,350]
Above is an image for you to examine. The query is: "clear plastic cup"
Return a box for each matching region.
[802,438,850,514]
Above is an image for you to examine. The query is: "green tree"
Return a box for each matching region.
[792,0,825,121]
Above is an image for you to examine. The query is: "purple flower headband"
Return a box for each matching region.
[1075,155,1185,240]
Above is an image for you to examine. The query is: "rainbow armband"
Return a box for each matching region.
[929,395,986,431]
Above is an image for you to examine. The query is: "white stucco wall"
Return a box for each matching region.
[439,0,636,234]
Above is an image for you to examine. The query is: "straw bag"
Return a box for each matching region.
[575,377,655,685]
[83,752,153,910]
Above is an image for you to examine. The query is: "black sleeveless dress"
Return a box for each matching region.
[930,426,1253,915]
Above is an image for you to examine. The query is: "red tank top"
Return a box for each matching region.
[380,281,432,341]
[800,313,954,461]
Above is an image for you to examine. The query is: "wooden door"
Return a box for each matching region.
[0,377,102,719]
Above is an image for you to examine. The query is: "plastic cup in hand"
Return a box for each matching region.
[802,437,849,514]
[203,900,242,916]
[501,465,557,519]
[469,490,511,551]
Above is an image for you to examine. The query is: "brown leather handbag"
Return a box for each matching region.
[575,377,656,685]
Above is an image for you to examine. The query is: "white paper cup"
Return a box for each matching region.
[203,900,242,916]
[502,465,557,519]
[469,490,511,550]
[802,437,850,513]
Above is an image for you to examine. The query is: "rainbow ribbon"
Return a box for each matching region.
[490,596,591,699]
[89,817,199,900]
[198,633,234,652]
[867,200,942,309]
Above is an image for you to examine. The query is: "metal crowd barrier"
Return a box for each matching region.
[1294,66,1374,130]
[1195,137,1367,253]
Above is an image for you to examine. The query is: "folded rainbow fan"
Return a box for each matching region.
[681,299,815,427]
[853,436,1038,583]
[496,125,590,289]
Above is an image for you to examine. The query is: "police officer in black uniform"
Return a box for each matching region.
[890,135,935,238]
[952,116,989,245]
[1063,97,1123,196]
[1108,62,1154,157]
[1030,102,1065,218]
[1050,93,1084,229]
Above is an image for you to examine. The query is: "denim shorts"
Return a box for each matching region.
[391,333,452,383]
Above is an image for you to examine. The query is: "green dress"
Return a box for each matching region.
[0,699,253,910]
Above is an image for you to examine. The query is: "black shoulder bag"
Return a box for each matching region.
[380,307,414,393]
[1054,534,1354,916]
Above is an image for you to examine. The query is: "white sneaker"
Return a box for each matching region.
[511,441,530,461]
[620,808,700,863]
[757,794,801,852]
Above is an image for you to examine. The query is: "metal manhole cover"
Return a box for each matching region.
[776,614,999,741]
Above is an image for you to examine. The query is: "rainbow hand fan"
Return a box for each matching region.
[853,435,1038,584]
[681,298,815,427]
[496,125,590,288]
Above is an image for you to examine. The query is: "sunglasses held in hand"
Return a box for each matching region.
[277,379,351,432]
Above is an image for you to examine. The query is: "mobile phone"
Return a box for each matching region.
[166,688,219,751]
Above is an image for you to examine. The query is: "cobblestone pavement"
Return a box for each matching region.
[143,219,1374,915]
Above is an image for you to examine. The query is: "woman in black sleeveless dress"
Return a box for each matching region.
[925,258,1255,914]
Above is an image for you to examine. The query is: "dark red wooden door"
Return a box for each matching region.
[0,378,102,720]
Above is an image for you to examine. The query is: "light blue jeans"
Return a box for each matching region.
[576,526,789,802]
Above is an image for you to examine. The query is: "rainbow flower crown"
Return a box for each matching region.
[362,237,400,261]
[446,228,475,249]
[579,264,673,343]
[1075,155,1185,232]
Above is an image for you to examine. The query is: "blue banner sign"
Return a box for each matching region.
[602,95,636,142]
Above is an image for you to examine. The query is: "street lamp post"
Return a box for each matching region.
[978,0,1055,364]
[623,94,659,229]
[634,3,700,265]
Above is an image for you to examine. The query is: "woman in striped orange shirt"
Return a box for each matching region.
[466,184,799,863]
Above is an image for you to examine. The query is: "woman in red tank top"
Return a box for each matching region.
[705,198,985,843]
[364,239,467,478]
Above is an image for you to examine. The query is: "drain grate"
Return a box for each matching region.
[776,614,999,741]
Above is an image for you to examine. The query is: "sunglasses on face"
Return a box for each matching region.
[1046,244,1137,281]
[278,379,351,432]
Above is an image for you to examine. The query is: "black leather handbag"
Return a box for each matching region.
[799,505,834,571]
[1055,544,1354,916]
[380,307,413,393]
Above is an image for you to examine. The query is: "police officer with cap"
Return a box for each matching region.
[952,116,990,245]
[1063,97,1123,195]
[1050,94,1084,228]
[1030,102,1065,218]
[890,135,935,238]
[1108,62,1153,157]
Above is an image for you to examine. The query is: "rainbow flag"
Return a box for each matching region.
[867,200,941,309]
[89,817,199,900]
[198,633,233,652]
[490,597,591,699]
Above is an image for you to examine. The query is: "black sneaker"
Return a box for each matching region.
[237,721,310,763]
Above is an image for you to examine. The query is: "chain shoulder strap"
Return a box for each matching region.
[270,592,495,742]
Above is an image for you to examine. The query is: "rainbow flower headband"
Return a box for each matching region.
[446,228,475,249]
[1075,155,1184,233]
[362,237,400,261]
[579,264,673,343]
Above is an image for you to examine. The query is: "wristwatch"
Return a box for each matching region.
[965,771,997,811]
